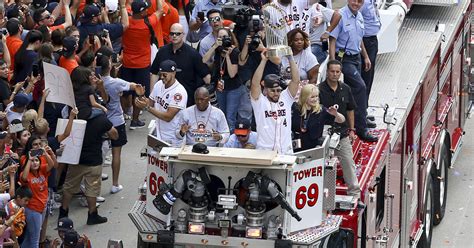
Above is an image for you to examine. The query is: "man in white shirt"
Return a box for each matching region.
[224,118,257,149]
[250,51,300,154]
[177,87,229,147]
[135,60,188,147]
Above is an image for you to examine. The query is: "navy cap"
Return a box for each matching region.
[82,5,101,19]
[131,0,150,13]
[159,60,181,73]
[13,93,32,108]
[32,0,48,9]
[62,36,78,56]
[263,74,282,88]
[57,217,74,231]
[63,230,79,246]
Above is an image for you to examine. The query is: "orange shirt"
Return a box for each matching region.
[59,56,79,74]
[161,4,180,44]
[122,14,159,68]
[147,1,170,47]
[20,161,50,213]
[6,36,23,71]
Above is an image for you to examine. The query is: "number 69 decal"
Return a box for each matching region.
[295,183,319,210]
[149,172,165,196]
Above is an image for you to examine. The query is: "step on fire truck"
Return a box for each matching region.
[129,0,474,245]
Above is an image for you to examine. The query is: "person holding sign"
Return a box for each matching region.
[291,84,345,151]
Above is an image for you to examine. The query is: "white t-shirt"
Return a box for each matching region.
[0,193,11,209]
[176,105,230,147]
[5,103,23,123]
[281,48,319,80]
[149,80,188,147]
[306,3,335,45]
[251,89,294,154]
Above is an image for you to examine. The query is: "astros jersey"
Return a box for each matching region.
[149,79,188,147]
[251,89,295,154]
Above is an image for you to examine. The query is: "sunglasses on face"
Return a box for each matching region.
[170,32,183,37]
[209,16,222,23]
[41,15,52,21]
[237,134,248,138]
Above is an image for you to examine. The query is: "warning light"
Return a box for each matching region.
[245,227,262,239]
[188,223,205,234]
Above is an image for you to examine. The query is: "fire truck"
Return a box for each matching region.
[129,0,474,246]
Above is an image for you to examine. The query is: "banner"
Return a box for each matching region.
[55,119,87,164]
[43,62,76,108]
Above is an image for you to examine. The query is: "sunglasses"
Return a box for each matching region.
[236,134,248,138]
[170,32,183,37]
[209,16,222,23]
[41,14,52,21]
[268,88,282,93]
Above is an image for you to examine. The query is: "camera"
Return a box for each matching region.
[248,15,263,51]
[221,36,232,48]
[99,29,109,38]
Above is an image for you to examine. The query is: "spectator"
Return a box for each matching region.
[291,84,345,151]
[32,0,72,32]
[0,208,18,247]
[54,217,91,248]
[281,28,319,84]
[5,186,30,240]
[12,128,30,156]
[21,109,38,132]
[329,0,377,142]
[98,52,145,193]
[198,9,223,57]
[4,93,33,125]
[121,0,163,130]
[5,18,23,73]
[0,60,13,107]
[188,0,222,42]
[20,135,57,247]
[77,2,128,54]
[177,87,229,146]
[59,113,118,225]
[319,60,361,199]
[56,217,73,241]
[224,118,257,148]
[59,36,79,74]
[306,1,341,64]
[250,51,300,154]
[12,30,43,84]
[160,4,180,44]
[150,23,211,107]
[71,66,108,120]
[135,60,188,147]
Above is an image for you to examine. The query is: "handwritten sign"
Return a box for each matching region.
[43,62,76,108]
[289,158,325,232]
[55,119,87,164]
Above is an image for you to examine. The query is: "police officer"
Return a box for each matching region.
[319,60,361,200]
[328,0,377,142]
[360,0,381,105]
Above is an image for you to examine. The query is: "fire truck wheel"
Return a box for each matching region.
[417,176,434,248]
[433,143,450,226]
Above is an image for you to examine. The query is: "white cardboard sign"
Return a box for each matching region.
[289,158,325,232]
[43,62,76,108]
[146,148,171,224]
[55,119,87,164]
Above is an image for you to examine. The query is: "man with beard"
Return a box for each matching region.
[150,23,211,106]
[250,50,299,154]
[176,87,229,146]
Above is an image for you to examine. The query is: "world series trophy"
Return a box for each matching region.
[262,3,293,57]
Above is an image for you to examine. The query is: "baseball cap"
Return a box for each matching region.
[263,74,282,88]
[57,217,74,231]
[159,60,181,73]
[63,230,79,246]
[13,93,32,108]
[192,143,209,154]
[32,0,48,9]
[131,0,150,13]
[62,36,78,56]
[82,5,100,20]
[8,119,24,133]
[234,119,251,136]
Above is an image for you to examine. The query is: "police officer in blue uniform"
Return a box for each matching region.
[361,0,381,105]
[328,0,377,142]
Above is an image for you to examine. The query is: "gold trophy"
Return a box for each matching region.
[262,3,293,57]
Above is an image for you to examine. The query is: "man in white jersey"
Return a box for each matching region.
[263,0,307,35]
[250,51,300,154]
[177,87,229,147]
[135,60,188,147]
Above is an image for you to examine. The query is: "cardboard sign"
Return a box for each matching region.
[43,62,76,108]
[55,119,87,164]
[289,158,325,232]
[146,148,171,224]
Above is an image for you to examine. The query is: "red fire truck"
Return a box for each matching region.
[129,0,473,246]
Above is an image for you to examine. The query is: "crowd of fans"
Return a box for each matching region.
[0,0,380,245]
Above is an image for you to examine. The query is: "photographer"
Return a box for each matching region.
[202,28,244,133]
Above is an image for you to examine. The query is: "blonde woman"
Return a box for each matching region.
[292,84,345,150]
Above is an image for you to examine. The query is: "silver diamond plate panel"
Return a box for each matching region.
[413,0,457,7]
[323,159,337,211]
[128,201,164,233]
[287,215,342,245]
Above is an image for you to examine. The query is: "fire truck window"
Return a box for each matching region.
[376,168,386,228]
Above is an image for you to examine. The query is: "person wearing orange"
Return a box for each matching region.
[20,135,57,248]
[121,0,163,129]
[5,18,23,73]
[32,0,73,32]
[161,3,179,44]
[166,0,190,34]
[58,37,79,74]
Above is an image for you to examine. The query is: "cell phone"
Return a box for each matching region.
[30,149,44,157]
[322,40,329,51]
[32,63,40,77]
[111,53,119,63]
[89,34,95,45]
[198,11,205,21]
